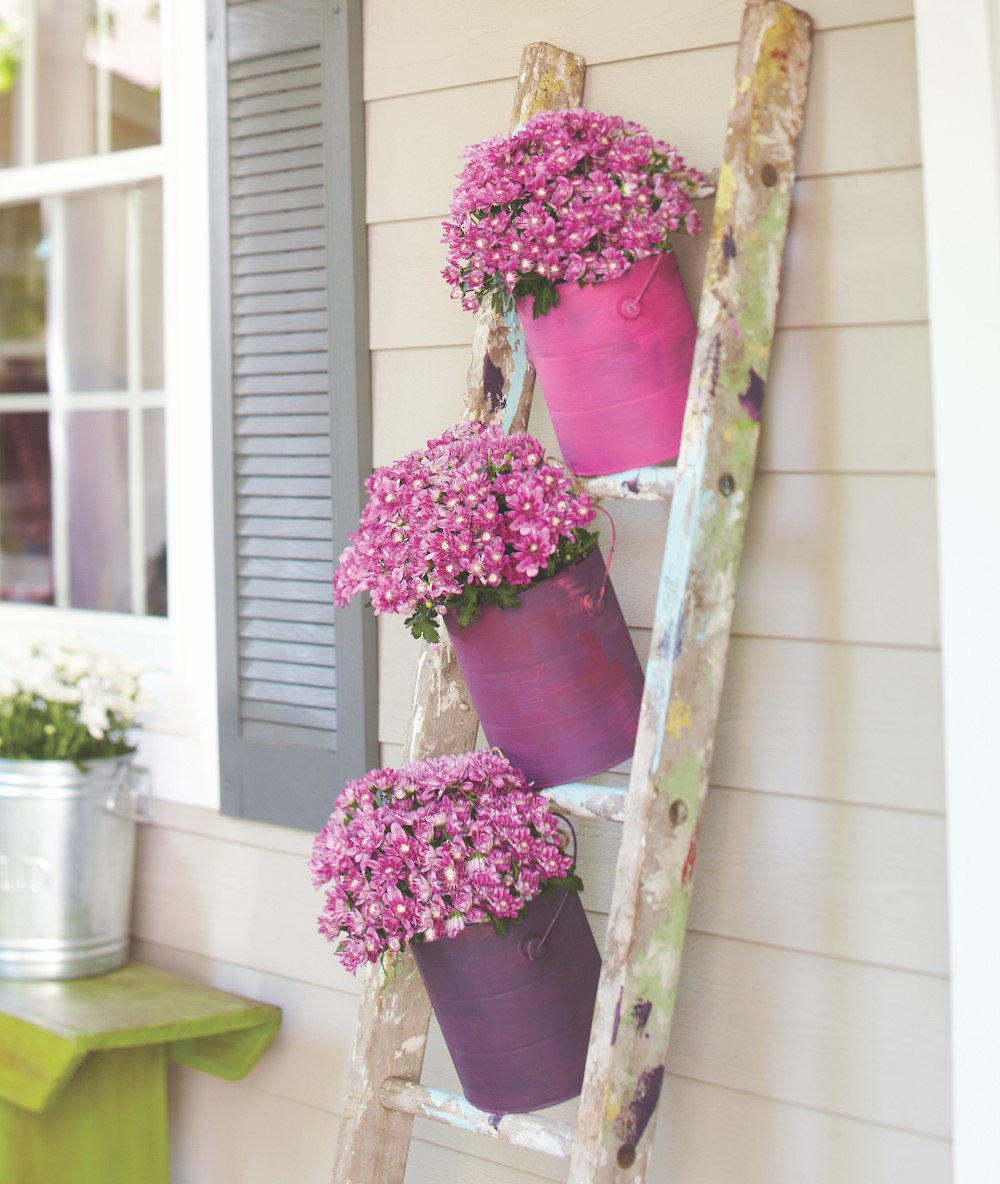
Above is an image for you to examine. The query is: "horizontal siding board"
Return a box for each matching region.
[367,171,927,350]
[612,473,940,648]
[362,0,913,101]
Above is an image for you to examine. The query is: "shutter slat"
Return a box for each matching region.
[231,247,324,276]
[233,330,328,354]
[234,310,327,335]
[231,268,326,295]
[229,51,321,90]
[232,229,327,257]
[233,290,326,317]
[241,659,336,689]
[236,435,331,457]
[239,596,334,624]
[230,83,322,121]
[237,476,332,498]
[241,678,336,708]
[235,394,330,417]
[241,700,336,731]
[240,639,335,666]
[238,515,332,539]
[234,410,330,432]
[239,559,333,584]
[229,143,324,178]
[227,21,320,69]
[230,104,321,140]
[233,353,328,376]
[237,495,331,519]
[242,719,334,750]
[237,456,330,478]
[240,618,335,645]
[234,373,328,395]
[229,165,325,198]
[238,577,332,601]
[231,186,324,218]
[232,206,324,236]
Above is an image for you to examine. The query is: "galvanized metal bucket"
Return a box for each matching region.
[410,888,601,1114]
[0,757,152,980]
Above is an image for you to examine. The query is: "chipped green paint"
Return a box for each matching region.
[569,5,812,1181]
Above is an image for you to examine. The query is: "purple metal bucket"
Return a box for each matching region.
[515,253,696,476]
[445,546,644,788]
[411,889,600,1113]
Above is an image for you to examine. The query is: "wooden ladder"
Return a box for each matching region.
[332,5,812,1181]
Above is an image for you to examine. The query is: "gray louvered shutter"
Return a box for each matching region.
[208,0,376,830]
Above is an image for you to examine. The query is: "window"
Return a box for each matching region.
[0,0,165,616]
[207,0,376,829]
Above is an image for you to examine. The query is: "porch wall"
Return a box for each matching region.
[133,2,950,1180]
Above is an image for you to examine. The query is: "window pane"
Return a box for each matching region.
[0,202,47,394]
[0,0,161,168]
[140,181,163,390]
[0,411,53,603]
[66,408,129,612]
[60,188,128,392]
[144,407,166,616]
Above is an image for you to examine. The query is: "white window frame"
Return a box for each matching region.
[0,0,222,808]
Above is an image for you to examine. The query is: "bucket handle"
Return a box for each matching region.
[105,762,155,823]
[583,506,616,616]
[617,252,665,320]
[520,815,579,962]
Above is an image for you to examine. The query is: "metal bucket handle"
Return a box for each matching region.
[617,251,665,320]
[105,762,155,823]
[584,506,616,616]
[519,815,579,962]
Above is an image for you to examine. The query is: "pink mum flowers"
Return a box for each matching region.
[309,749,581,974]
[442,107,705,318]
[333,421,597,642]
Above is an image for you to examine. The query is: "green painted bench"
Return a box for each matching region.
[0,961,282,1183]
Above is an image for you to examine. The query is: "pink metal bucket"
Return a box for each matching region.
[445,546,643,788]
[515,253,696,476]
[411,888,600,1113]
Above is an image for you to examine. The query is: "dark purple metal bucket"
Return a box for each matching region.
[445,546,644,788]
[410,890,600,1113]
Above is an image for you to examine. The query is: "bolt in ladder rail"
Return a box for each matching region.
[331,5,812,1181]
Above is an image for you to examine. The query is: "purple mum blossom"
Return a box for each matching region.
[310,749,579,974]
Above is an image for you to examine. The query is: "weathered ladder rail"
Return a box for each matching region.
[331,5,811,1181]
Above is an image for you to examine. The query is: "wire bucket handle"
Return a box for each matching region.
[584,505,617,616]
[520,814,580,961]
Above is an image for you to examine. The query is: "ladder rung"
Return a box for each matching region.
[379,1079,575,1159]
[581,466,677,500]
[540,781,627,822]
